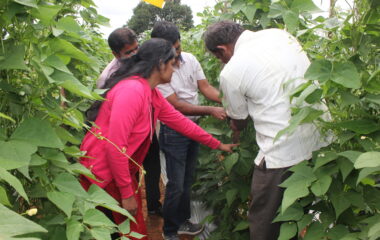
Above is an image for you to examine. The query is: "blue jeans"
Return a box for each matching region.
[160,124,199,235]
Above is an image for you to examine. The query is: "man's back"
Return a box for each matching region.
[220,29,329,168]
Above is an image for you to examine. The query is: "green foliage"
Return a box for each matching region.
[0,0,141,239]
[127,0,194,35]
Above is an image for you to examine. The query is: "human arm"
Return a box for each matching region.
[106,81,144,200]
[156,90,236,151]
[198,79,222,104]
[166,93,226,120]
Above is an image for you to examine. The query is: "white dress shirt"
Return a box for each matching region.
[157,52,206,121]
[220,29,330,168]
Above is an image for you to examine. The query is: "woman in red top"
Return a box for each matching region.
[80,38,236,239]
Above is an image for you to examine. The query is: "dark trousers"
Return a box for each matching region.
[159,124,199,235]
[143,132,162,211]
[248,159,292,240]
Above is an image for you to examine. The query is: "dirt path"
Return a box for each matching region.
[141,178,194,240]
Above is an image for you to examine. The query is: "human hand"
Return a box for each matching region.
[210,107,227,120]
[218,143,239,153]
[121,196,138,216]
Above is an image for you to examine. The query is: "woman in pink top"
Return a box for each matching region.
[80,38,236,239]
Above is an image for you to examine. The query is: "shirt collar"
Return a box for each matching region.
[234,30,253,53]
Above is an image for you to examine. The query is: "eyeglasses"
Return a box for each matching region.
[124,45,139,56]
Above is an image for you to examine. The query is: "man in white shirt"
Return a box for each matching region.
[204,21,330,240]
[151,21,226,240]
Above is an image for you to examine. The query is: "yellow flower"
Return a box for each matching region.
[26,208,38,216]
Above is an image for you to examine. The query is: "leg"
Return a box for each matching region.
[143,132,162,213]
[160,124,191,236]
[248,160,291,240]
[178,139,199,223]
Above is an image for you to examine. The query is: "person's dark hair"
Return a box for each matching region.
[108,27,137,53]
[151,21,181,44]
[203,20,244,53]
[86,38,176,122]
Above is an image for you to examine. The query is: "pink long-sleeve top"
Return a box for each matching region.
[80,76,221,199]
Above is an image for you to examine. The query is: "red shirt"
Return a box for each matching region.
[80,76,220,199]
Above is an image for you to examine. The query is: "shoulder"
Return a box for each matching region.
[181,52,199,63]
[110,77,147,97]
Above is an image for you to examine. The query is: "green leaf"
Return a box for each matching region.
[0,140,37,170]
[47,191,75,217]
[274,203,304,222]
[87,184,119,205]
[313,151,338,170]
[368,222,380,238]
[291,0,321,12]
[224,153,239,174]
[357,166,380,185]
[233,221,249,232]
[56,16,82,33]
[311,175,332,196]
[275,107,323,141]
[61,78,102,99]
[83,209,116,227]
[283,10,299,33]
[365,94,380,105]
[30,154,47,166]
[30,4,62,24]
[330,191,350,218]
[66,218,83,240]
[231,0,245,13]
[129,231,145,239]
[242,4,257,23]
[281,180,309,213]
[337,120,380,134]
[0,186,11,207]
[0,167,29,203]
[118,219,130,235]
[12,0,37,8]
[268,3,284,18]
[354,152,380,169]
[0,203,47,237]
[340,91,360,107]
[338,151,362,163]
[90,227,112,240]
[327,225,349,240]
[0,44,28,70]
[11,118,64,149]
[49,38,91,63]
[226,189,238,207]
[278,222,297,240]
[44,55,72,74]
[331,62,361,89]
[305,60,332,83]
[337,158,354,181]
[53,173,88,198]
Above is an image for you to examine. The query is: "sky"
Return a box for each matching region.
[93,0,350,38]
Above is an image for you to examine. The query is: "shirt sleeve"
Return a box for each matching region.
[220,70,249,120]
[156,90,220,149]
[106,81,144,199]
[156,83,175,98]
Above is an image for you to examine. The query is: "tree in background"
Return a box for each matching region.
[126,0,194,35]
